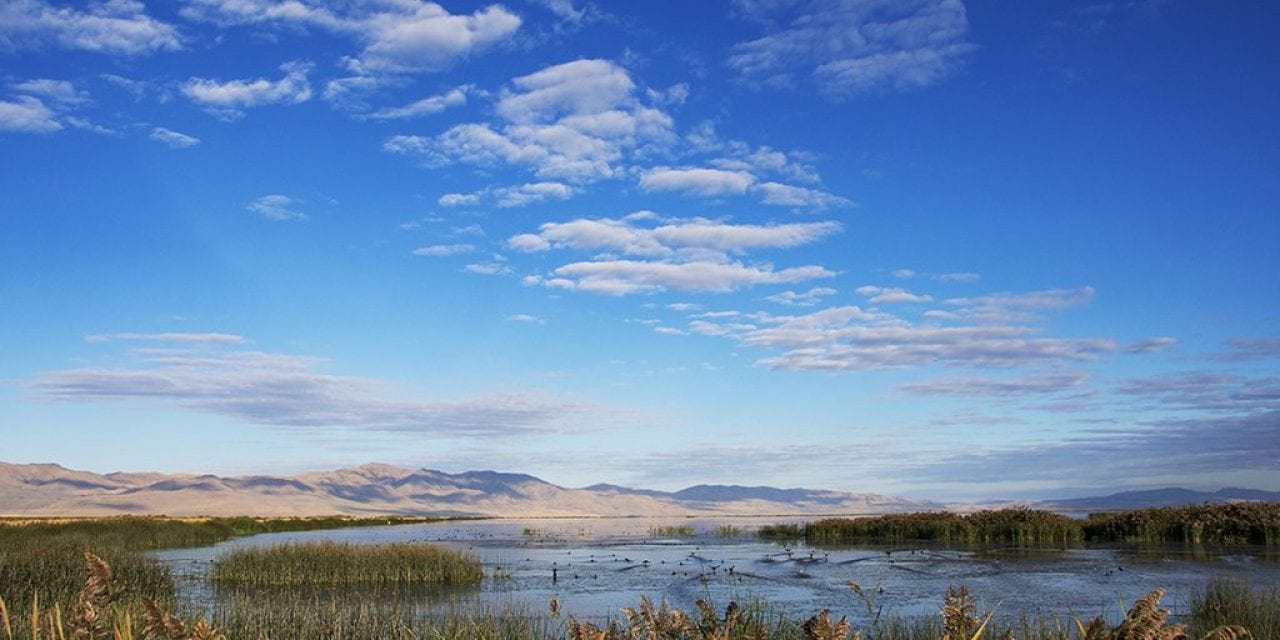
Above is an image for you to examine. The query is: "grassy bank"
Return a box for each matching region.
[0,515,444,618]
[760,504,1280,546]
[211,541,484,587]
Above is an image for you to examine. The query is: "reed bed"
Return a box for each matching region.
[778,509,1083,546]
[761,504,1280,546]
[715,524,744,539]
[210,541,484,587]
[649,525,696,538]
[1083,503,1280,545]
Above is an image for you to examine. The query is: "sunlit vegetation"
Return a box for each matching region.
[715,524,744,539]
[649,525,696,537]
[761,504,1280,546]
[210,541,484,587]
[0,515,441,626]
[1,554,1264,640]
[1083,503,1280,545]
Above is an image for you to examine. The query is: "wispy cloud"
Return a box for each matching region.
[366,85,470,120]
[729,0,976,98]
[640,167,755,196]
[149,126,200,149]
[1211,337,1280,362]
[411,244,475,257]
[247,194,306,221]
[29,342,602,436]
[899,372,1089,396]
[84,332,246,344]
[856,285,933,304]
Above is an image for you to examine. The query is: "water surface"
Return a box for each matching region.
[153,517,1279,623]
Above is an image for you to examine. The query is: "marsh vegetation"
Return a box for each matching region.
[1,509,1276,639]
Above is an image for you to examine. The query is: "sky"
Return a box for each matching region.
[1,0,1277,501]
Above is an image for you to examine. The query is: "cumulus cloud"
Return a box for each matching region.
[640,167,755,196]
[180,0,520,74]
[29,343,599,436]
[387,59,674,182]
[765,286,837,306]
[530,260,834,295]
[149,126,200,148]
[509,215,841,257]
[512,214,839,295]
[182,61,313,119]
[729,0,976,98]
[0,0,182,55]
[11,78,89,105]
[443,182,575,208]
[0,96,62,132]
[247,194,306,221]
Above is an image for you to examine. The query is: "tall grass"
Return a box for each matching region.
[1083,503,1280,545]
[649,525,696,537]
[210,541,484,587]
[1189,579,1280,639]
[776,509,1084,546]
[761,504,1280,546]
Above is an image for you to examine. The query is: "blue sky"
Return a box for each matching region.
[1,0,1277,500]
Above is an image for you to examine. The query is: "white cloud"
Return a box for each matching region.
[506,314,544,323]
[84,332,246,344]
[640,167,755,196]
[654,326,687,336]
[933,271,980,282]
[944,286,1095,323]
[438,192,481,207]
[366,85,469,120]
[11,78,88,105]
[390,59,674,182]
[765,286,837,306]
[180,0,521,74]
[30,343,598,436]
[754,181,851,208]
[182,61,313,119]
[466,262,514,275]
[0,0,182,55]
[536,259,835,295]
[856,285,933,304]
[667,302,700,312]
[149,126,200,148]
[892,269,916,279]
[509,215,841,257]
[899,372,1089,396]
[411,244,474,257]
[0,96,61,133]
[247,194,306,221]
[729,0,975,98]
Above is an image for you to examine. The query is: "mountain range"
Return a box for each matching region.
[3,462,1275,517]
[0,462,935,517]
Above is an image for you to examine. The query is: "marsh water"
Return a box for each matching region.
[154,517,1280,623]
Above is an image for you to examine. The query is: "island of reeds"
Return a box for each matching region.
[758,503,1280,546]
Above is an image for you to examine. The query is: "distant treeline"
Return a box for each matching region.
[758,503,1280,546]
